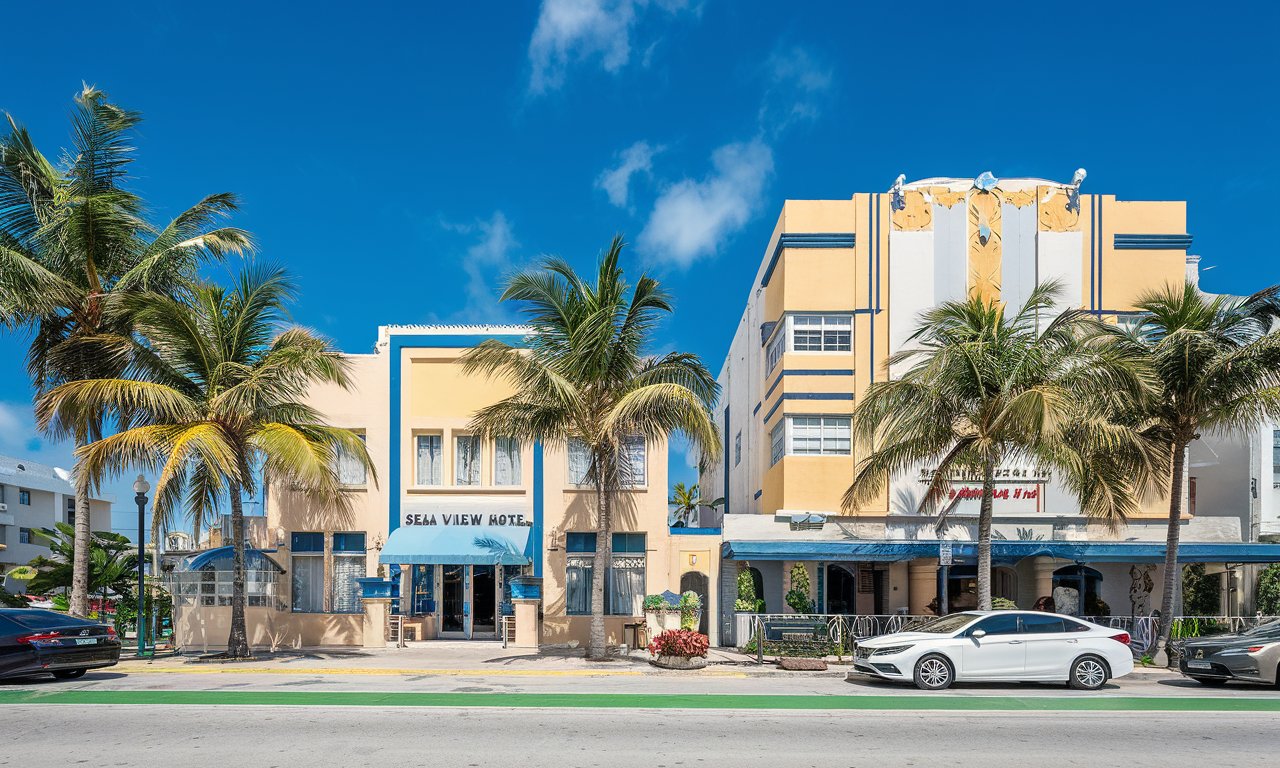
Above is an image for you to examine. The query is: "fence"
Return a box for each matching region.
[740,613,1280,662]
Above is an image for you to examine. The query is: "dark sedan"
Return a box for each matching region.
[1179,619,1280,686]
[0,608,121,681]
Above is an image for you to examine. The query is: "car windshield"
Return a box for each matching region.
[1242,620,1280,638]
[909,613,981,634]
[2,610,94,630]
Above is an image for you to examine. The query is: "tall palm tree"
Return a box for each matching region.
[462,236,720,659]
[1103,282,1280,663]
[37,266,374,657]
[0,86,250,617]
[843,282,1162,610]
[668,482,723,527]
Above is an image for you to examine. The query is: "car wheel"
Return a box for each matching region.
[51,669,87,680]
[1189,676,1228,687]
[913,654,954,691]
[1068,655,1108,691]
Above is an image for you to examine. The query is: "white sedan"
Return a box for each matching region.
[851,610,1134,690]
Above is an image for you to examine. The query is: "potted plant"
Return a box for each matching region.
[643,593,681,639]
[648,628,710,670]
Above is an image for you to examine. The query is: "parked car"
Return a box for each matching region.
[0,608,121,681]
[851,610,1134,691]
[1179,619,1280,686]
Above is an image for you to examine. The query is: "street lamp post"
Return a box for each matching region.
[133,475,150,657]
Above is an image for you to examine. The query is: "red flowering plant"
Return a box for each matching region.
[647,629,710,659]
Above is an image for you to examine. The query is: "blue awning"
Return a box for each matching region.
[722,539,1280,564]
[379,524,532,566]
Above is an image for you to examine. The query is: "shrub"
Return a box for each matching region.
[1256,564,1280,616]
[785,563,814,614]
[648,629,710,659]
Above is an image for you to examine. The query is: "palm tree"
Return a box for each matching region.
[668,482,724,527]
[462,236,720,658]
[843,282,1162,610]
[0,86,250,617]
[1102,282,1280,663]
[36,266,374,658]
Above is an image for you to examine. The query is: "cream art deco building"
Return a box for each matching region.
[702,172,1280,644]
[171,325,722,651]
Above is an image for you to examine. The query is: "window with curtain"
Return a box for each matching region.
[336,432,367,486]
[494,437,521,486]
[567,439,591,486]
[564,532,646,616]
[415,434,442,485]
[290,532,325,613]
[455,435,481,485]
[330,532,366,614]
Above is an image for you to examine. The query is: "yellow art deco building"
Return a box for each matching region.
[703,171,1276,644]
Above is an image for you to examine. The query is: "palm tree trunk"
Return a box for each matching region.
[976,459,996,611]
[68,462,92,618]
[588,477,611,659]
[225,480,251,658]
[1154,440,1187,666]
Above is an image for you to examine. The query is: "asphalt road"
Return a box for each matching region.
[3,705,1277,768]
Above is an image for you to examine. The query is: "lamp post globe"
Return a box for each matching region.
[133,475,150,656]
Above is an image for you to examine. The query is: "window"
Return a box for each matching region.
[734,431,742,467]
[330,532,366,614]
[969,614,1021,636]
[791,314,852,352]
[19,527,33,544]
[766,331,784,372]
[455,435,481,486]
[1020,613,1066,634]
[18,489,30,505]
[494,437,521,486]
[290,532,325,613]
[770,422,785,466]
[336,432,367,487]
[567,438,645,487]
[787,416,850,456]
[564,532,647,616]
[415,434,442,485]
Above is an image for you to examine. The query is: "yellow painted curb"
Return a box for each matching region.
[116,664,747,679]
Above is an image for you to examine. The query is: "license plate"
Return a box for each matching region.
[74,638,98,646]
[1186,660,1212,669]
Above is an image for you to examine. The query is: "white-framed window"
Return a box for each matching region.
[415,434,443,485]
[336,432,367,487]
[792,314,852,352]
[290,532,325,613]
[567,437,646,487]
[494,437,522,486]
[784,416,851,457]
[770,422,785,466]
[330,532,366,614]
[734,431,742,467]
[766,331,784,372]
[455,435,482,486]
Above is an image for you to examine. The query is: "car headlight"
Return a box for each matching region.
[871,644,914,656]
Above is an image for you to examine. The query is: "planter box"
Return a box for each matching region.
[650,655,708,670]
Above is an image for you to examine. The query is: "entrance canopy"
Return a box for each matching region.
[379,524,532,566]
[722,539,1280,564]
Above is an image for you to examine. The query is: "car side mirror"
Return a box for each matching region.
[971,629,986,640]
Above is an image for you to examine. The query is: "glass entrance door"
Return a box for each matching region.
[472,565,496,637]
[441,565,465,635]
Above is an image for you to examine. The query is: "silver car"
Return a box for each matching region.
[1179,619,1280,686]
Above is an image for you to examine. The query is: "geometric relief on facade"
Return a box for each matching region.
[891,189,932,231]
[967,191,1002,301]
[1037,185,1081,232]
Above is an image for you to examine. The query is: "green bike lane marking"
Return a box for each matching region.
[1,690,1278,711]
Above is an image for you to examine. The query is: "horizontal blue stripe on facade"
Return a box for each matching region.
[760,233,856,287]
[1113,233,1193,250]
[762,392,855,424]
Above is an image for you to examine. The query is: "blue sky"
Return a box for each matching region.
[1,1,1277,535]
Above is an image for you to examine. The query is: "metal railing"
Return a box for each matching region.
[739,613,1280,662]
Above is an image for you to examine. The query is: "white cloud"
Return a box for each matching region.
[758,46,834,134]
[638,139,774,267]
[442,212,522,323]
[596,140,661,208]
[527,0,695,94]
